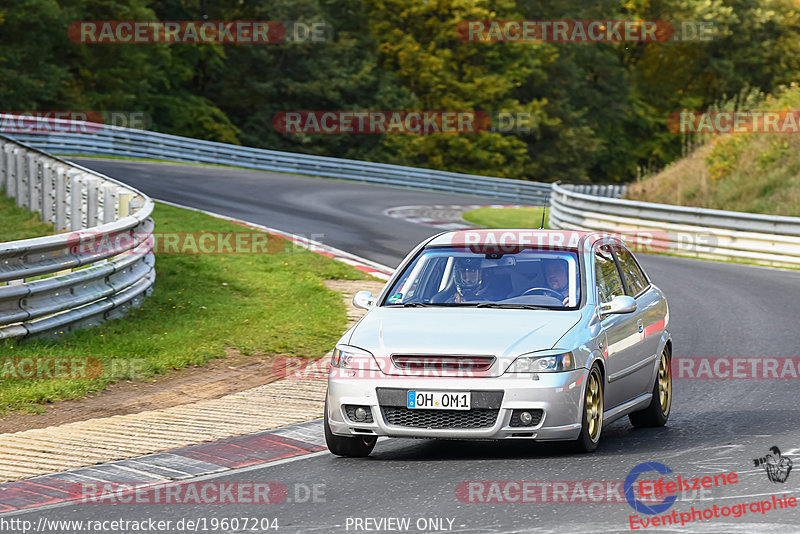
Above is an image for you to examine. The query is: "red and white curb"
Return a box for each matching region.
[384,204,524,230]
[0,420,326,514]
[156,198,394,280]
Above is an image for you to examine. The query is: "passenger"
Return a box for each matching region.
[543,259,570,305]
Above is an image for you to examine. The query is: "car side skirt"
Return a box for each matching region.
[603,393,653,425]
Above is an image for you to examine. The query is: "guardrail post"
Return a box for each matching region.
[118,192,131,218]
[41,162,54,223]
[54,166,67,231]
[0,143,5,190]
[15,150,26,207]
[28,155,41,216]
[69,171,84,230]
[4,147,15,197]
[86,177,99,227]
[102,183,116,223]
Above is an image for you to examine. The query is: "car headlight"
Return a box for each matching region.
[506,351,575,373]
[331,345,379,371]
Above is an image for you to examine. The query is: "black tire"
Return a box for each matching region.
[324,399,377,457]
[571,364,604,453]
[629,347,672,428]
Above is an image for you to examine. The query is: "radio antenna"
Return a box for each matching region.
[539,201,547,229]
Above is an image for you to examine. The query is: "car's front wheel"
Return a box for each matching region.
[572,364,604,453]
[324,399,377,457]
[629,347,672,428]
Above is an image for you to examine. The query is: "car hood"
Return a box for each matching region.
[346,307,583,376]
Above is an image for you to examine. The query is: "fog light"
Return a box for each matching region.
[354,407,368,421]
[519,411,533,426]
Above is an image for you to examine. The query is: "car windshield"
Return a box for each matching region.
[383,247,580,308]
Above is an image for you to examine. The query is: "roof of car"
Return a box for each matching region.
[427,229,609,251]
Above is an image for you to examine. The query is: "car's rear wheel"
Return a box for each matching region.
[629,347,672,428]
[324,399,377,457]
[572,364,603,453]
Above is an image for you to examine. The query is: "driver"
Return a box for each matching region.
[543,259,570,305]
[451,257,486,302]
[432,257,491,303]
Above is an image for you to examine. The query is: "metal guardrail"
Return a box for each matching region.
[0,135,155,340]
[549,183,800,268]
[569,183,627,198]
[6,118,625,204]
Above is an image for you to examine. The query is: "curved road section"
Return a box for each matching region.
[34,158,800,532]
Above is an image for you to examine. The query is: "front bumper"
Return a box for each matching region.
[326,369,587,441]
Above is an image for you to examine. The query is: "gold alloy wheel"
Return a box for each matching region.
[586,369,603,442]
[658,351,672,416]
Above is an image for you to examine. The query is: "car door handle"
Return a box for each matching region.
[637,319,644,333]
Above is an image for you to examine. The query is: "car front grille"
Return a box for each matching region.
[390,355,495,373]
[381,407,499,429]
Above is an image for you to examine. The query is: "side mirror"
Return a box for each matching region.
[600,295,636,317]
[353,291,376,310]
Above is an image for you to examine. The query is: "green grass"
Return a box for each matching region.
[0,202,370,415]
[0,192,55,241]
[462,206,549,229]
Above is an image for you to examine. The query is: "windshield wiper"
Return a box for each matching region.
[388,302,533,308]
[475,303,549,310]
[393,302,477,307]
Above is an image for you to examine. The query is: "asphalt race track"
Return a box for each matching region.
[22,158,800,532]
[74,158,497,269]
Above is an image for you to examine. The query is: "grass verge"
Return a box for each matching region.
[625,86,800,216]
[0,202,370,415]
[462,206,549,229]
[0,192,55,241]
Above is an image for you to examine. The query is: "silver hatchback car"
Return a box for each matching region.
[325,230,672,456]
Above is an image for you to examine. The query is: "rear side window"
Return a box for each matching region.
[614,245,649,296]
[594,245,624,303]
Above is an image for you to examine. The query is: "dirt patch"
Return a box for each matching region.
[0,279,386,435]
[324,279,387,326]
[0,349,283,434]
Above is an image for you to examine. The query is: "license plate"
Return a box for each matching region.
[407,390,471,410]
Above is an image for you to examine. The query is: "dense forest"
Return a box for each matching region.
[2,0,799,183]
